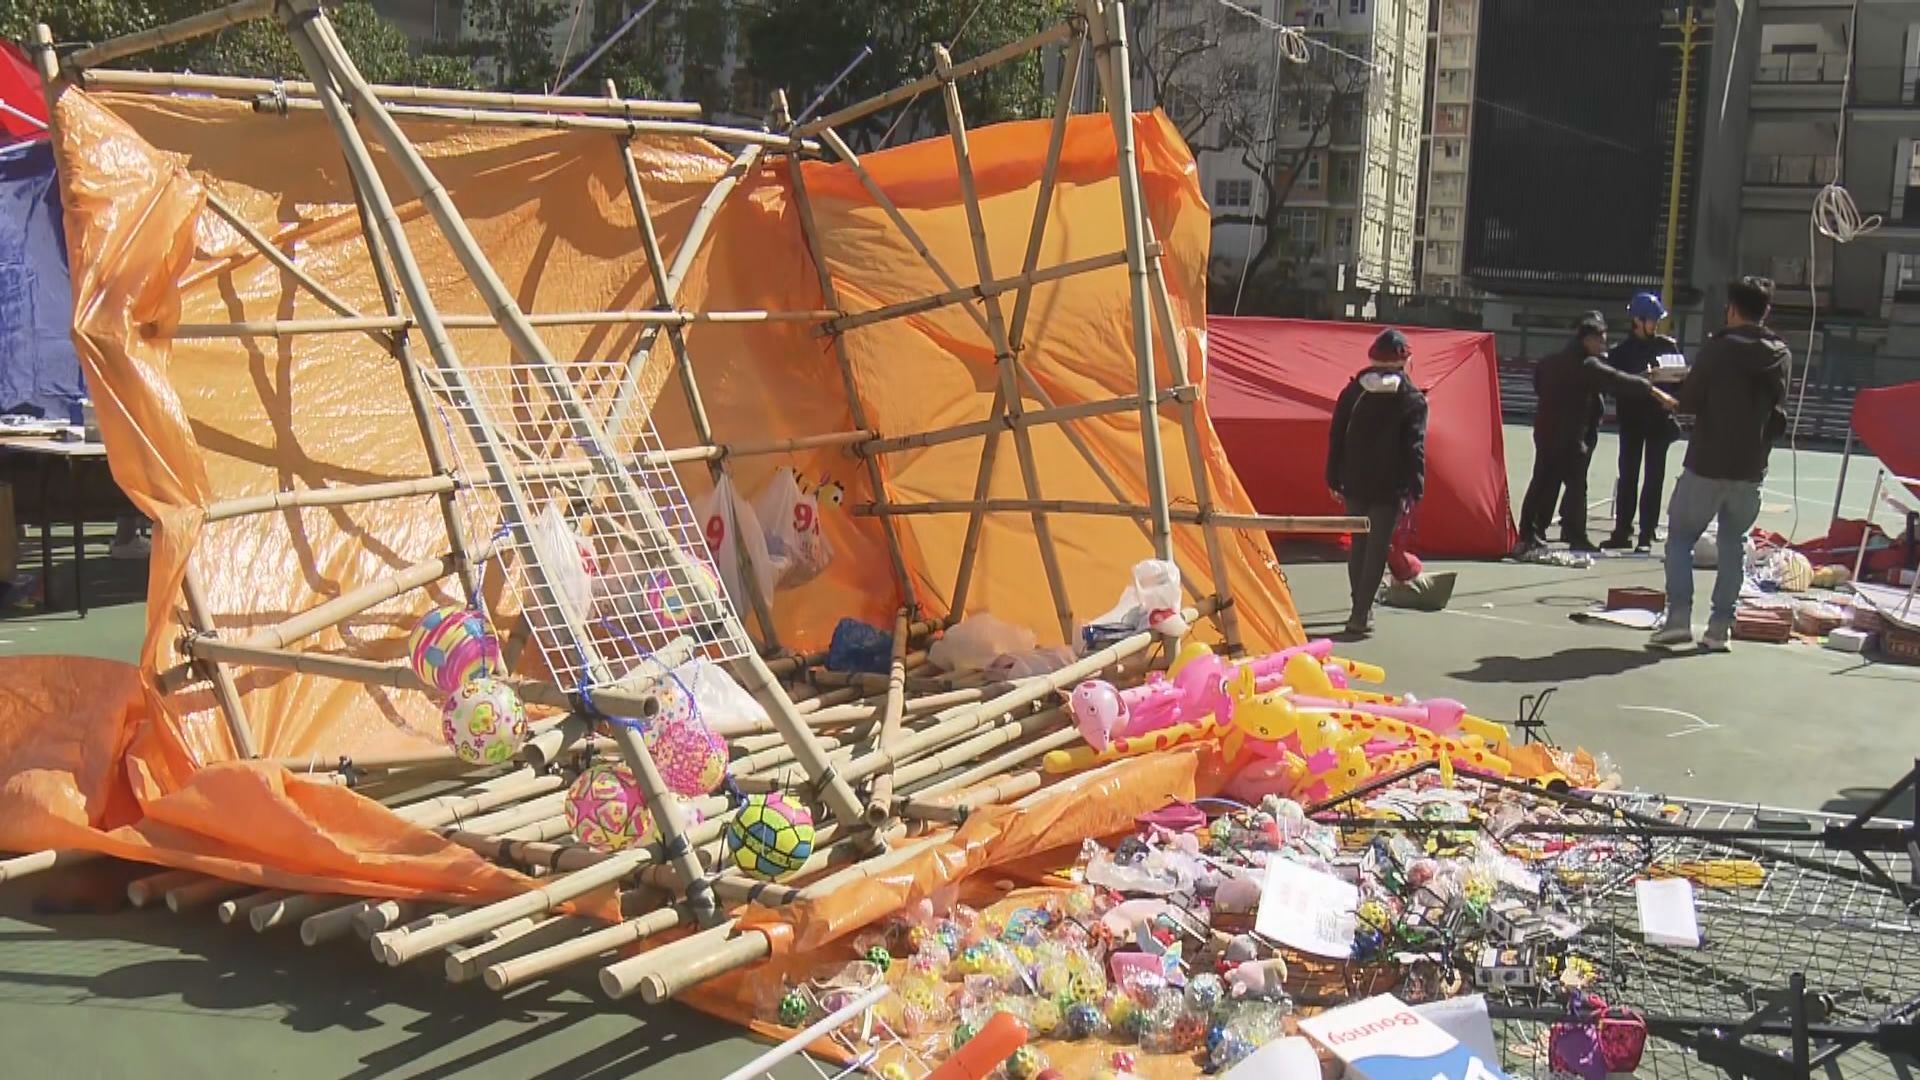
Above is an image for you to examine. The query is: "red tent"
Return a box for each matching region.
[0,41,48,143]
[1206,317,1517,558]
[1852,381,1920,497]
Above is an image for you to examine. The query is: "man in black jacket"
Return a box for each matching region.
[1516,313,1675,555]
[1650,277,1792,652]
[1601,292,1689,552]
[1327,329,1426,636]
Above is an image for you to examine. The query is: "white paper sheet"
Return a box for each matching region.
[1636,877,1702,948]
[1255,859,1359,958]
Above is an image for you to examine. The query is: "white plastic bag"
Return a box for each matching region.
[989,646,1075,678]
[752,467,833,590]
[529,505,595,628]
[671,656,769,735]
[1085,559,1189,640]
[694,475,776,617]
[928,613,1037,673]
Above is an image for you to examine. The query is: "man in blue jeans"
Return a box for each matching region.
[1650,277,1791,652]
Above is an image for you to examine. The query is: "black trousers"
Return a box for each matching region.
[1520,442,1589,545]
[1344,498,1401,622]
[1611,423,1673,542]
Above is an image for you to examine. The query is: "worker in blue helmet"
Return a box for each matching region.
[1598,292,1689,552]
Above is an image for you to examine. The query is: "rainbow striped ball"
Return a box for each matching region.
[410,605,502,696]
[643,714,728,797]
[725,792,815,879]
[565,761,655,852]
[440,677,528,765]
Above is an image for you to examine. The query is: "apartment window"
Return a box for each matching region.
[1349,0,1367,14]
[1895,253,1920,299]
[1214,178,1255,209]
[1334,157,1355,192]
[1334,216,1354,252]
[1277,209,1320,248]
[1303,157,1322,186]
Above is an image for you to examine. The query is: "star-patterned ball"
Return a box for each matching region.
[564,761,656,852]
[439,677,528,765]
[409,605,502,696]
[644,559,722,630]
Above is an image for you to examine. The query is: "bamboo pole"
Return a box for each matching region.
[161,309,835,339]
[914,725,1081,799]
[181,564,259,758]
[607,97,780,650]
[1007,30,1087,352]
[240,93,810,148]
[165,877,253,913]
[238,550,464,652]
[128,869,205,908]
[302,900,374,945]
[862,609,913,825]
[78,68,703,119]
[445,915,594,983]
[0,848,100,884]
[794,22,1077,136]
[857,499,1369,533]
[934,44,1073,641]
[783,106,918,610]
[62,0,275,72]
[485,905,685,992]
[251,892,338,932]
[202,192,398,353]
[1084,0,1171,560]
[217,889,292,925]
[858,389,1165,457]
[204,475,459,522]
[822,249,1130,336]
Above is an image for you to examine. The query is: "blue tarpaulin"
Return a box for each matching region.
[0,137,83,419]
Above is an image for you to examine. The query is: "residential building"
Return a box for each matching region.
[1417,0,1477,296]
[1693,0,1920,384]
[1127,0,1429,311]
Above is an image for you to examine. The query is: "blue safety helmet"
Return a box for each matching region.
[1627,291,1667,322]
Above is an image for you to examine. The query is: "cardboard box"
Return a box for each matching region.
[1300,994,1513,1080]
[1826,627,1873,654]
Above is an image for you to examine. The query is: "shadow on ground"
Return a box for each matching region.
[1820,785,1918,822]
[1450,646,1667,684]
[0,864,774,1080]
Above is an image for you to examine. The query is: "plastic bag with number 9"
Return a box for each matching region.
[693,474,776,620]
[752,466,834,590]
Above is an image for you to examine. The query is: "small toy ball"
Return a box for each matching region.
[1111,1050,1138,1071]
[1005,1046,1049,1080]
[440,677,528,765]
[642,713,728,797]
[725,792,815,879]
[875,1064,912,1080]
[950,1020,979,1050]
[1184,971,1226,1014]
[1063,1001,1105,1039]
[409,605,501,695]
[777,988,809,1027]
[564,761,655,851]
[1034,1071,1064,1080]
[644,560,721,629]
[864,944,893,973]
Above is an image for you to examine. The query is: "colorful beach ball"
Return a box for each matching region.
[440,677,528,765]
[725,792,815,879]
[644,559,721,630]
[410,605,502,696]
[565,761,656,852]
[642,713,729,797]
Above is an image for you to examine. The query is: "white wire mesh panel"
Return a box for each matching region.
[422,354,752,696]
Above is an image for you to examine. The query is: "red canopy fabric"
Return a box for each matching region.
[0,41,47,144]
[1206,317,1517,557]
[1852,381,1920,497]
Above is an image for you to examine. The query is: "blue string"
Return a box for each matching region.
[568,616,699,736]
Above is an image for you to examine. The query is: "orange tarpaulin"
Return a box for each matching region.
[0,84,1301,899]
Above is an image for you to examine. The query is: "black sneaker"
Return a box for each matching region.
[1598,534,1634,551]
[1566,537,1602,554]
[1635,537,1654,554]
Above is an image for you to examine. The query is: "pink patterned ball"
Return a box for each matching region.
[565,762,655,852]
[409,605,502,696]
[439,677,528,765]
[643,714,729,797]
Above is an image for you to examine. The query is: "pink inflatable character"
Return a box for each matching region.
[1069,674,1184,751]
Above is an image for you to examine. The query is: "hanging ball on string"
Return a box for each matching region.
[643,712,729,797]
[725,792,815,880]
[644,559,721,631]
[565,761,656,852]
[439,676,528,766]
[410,605,502,696]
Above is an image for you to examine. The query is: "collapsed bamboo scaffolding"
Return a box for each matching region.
[18,0,1351,1011]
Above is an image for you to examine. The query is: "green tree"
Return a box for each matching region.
[4,1,474,88]
[460,0,570,92]
[745,0,1068,148]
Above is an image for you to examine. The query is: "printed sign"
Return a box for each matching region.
[1300,994,1515,1080]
